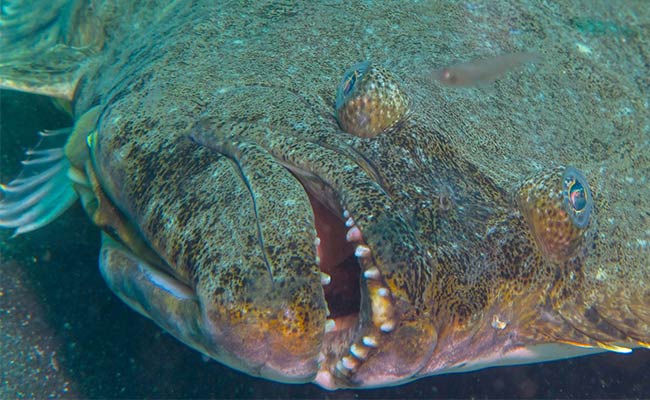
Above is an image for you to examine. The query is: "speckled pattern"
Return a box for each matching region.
[1,0,649,392]
[335,62,410,137]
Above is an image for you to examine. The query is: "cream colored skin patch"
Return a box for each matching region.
[441,343,607,375]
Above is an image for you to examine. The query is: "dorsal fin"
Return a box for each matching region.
[0,0,104,100]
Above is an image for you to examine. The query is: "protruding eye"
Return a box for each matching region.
[335,61,409,138]
[517,166,594,263]
[335,61,370,111]
[562,167,592,228]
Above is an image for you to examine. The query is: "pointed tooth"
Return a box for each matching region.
[345,217,355,227]
[354,244,371,258]
[314,236,321,247]
[343,210,350,218]
[315,256,321,265]
[380,321,395,332]
[325,319,336,333]
[377,287,389,297]
[341,356,357,370]
[363,267,380,279]
[346,226,362,242]
[362,336,378,347]
[336,360,347,373]
[320,272,331,285]
[350,343,368,360]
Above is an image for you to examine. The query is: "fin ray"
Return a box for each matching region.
[39,128,73,137]
[14,187,78,235]
[21,148,65,165]
[0,177,60,217]
[1,162,64,193]
[0,126,78,235]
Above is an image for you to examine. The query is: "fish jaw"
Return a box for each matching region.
[99,231,325,383]
[89,118,332,382]
[91,103,442,387]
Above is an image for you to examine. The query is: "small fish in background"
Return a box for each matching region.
[433,52,541,87]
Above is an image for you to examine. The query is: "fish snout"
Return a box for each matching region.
[198,275,327,383]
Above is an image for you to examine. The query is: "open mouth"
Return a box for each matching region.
[288,169,399,385]
[188,120,401,385]
[307,188,361,325]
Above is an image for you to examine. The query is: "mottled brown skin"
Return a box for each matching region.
[5,0,649,390]
[336,65,410,138]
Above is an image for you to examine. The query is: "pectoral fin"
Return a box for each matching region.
[0,106,102,236]
[0,128,77,235]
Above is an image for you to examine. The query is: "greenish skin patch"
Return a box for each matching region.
[2,0,649,390]
[569,17,637,38]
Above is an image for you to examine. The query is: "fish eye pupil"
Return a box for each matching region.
[335,61,370,111]
[568,181,587,211]
[343,73,357,96]
[561,167,593,228]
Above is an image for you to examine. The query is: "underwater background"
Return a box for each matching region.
[1,1,650,398]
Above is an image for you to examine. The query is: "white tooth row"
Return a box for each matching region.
[338,336,379,372]
[370,286,395,332]
[315,235,331,287]
[336,209,394,373]
[343,210,368,259]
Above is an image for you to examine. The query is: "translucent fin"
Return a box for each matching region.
[0,128,78,235]
[0,0,104,100]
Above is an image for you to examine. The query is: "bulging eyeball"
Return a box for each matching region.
[335,61,409,138]
[517,166,594,263]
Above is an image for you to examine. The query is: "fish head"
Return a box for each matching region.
[91,53,614,389]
